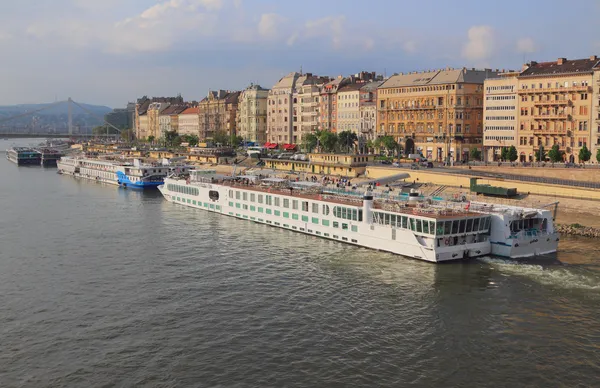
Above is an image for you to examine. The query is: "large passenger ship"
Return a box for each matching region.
[6,147,42,165]
[57,156,189,189]
[159,171,559,263]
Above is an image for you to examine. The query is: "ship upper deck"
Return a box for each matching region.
[170,175,483,221]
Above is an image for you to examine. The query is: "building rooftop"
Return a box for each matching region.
[161,105,187,116]
[379,68,499,88]
[180,107,199,115]
[360,81,383,92]
[272,72,301,90]
[338,83,366,93]
[519,56,600,77]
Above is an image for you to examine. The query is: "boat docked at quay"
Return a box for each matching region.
[57,156,190,189]
[6,147,42,165]
[159,171,559,263]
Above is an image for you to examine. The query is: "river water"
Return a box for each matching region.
[1,139,599,387]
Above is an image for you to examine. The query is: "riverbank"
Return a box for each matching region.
[555,224,600,238]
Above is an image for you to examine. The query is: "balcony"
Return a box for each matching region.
[532,113,569,120]
[532,128,567,135]
[518,85,592,94]
[534,99,571,106]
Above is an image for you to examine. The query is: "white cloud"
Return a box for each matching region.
[258,13,286,39]
[304,15,346,49]
[462,25,495,63]
[516,37,537,53]
[403,40,417,54]
[286,32,299,46]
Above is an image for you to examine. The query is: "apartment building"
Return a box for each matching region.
[179,107,200,136]
[337,83,363,135]
[593,68,600,158]
[159,105,187,136]
[482,72,519,161]
[517,57,597,163]
[135,96,183,140]
[294,74,329,143]
[378,68,497,162]
[319,77,346,132]
[359,81,381,140]
[238,84,269,143]
[267,72,300,144]
[198,90,240,140]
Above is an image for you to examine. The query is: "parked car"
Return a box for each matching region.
[410,163,419,170]
[381,160,392,165]
[392,162,400,167]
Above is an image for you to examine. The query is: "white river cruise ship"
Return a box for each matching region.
[159,171,559,263]
[57,156,190,189]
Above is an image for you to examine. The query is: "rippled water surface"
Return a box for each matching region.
[1,139,599,387]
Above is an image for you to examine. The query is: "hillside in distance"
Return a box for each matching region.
[0,102,113,131]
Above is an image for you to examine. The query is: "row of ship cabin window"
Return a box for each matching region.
[168,184,200,196]
[373,212,491,236]
[229,190,362,221]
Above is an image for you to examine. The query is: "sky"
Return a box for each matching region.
[1,0,600,108]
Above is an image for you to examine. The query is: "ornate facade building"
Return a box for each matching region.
[516,57,597,163]
[237,84,269,143]
[377,68,497,162]
[198,90,240,140]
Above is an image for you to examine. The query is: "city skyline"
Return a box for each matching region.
[2,0,600,107]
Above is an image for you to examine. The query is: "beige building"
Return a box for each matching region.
[378,68,497,162]
[134,96,183,140]
[179,107,200,136]
[517,57,597,163]
[294,74,329,143]
[198,90,240,140]
[359,81,381,140]
[319,77,346,132]
[267,72,300,144]
[136,113,149,140]
[482,72,519,161]
[237,84,269,143]
[159,105,186,136]
[337,83,363,135]
[594,68,600,159]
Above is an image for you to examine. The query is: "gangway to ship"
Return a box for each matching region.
[357,173,411,187]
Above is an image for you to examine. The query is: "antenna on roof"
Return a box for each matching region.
[300,65,303,75]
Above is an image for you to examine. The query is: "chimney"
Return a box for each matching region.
[557,58,566,65]
[590,55,598,61]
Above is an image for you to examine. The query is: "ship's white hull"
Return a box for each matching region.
[158,181,493,263]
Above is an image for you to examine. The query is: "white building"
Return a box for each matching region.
[483,72,519,161]
[337,83,363,135]
[178,107,200,136]
[238,84,269,143]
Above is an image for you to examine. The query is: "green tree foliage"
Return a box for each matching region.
[147,135,156,144]
[229,134,243,147]
[164,130,179,147]
[338,130,358,153]
[579,144,591,165]
[508,145,518,162]
[301,133,318,152]
[596,148,600,164]
[548,144,563,164]
[180,134,199,147]
[535,146,546,162]
[380,136,398,154]
[213,130,229,146]
[469,147,481,161]
[500,147,509,161]
[319,131,338,152]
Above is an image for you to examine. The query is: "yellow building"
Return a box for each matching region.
[378,68,498,163]
[517,56,597,163]
[264,153,374,177]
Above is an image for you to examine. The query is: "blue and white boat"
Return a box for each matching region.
[57,156,190,189]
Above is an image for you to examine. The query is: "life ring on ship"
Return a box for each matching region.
[444,238,450,245]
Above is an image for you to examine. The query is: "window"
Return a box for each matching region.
[250,193,255,202]
[274,210,280,216]
[258,194,263,204]
[351,225,358,232]
[342,223,349,230]
[333,221,339,228]
[243,192,248,201]
[283,212,289,218]
[292,213,299,220]
[322,220,330,227]
[312,203,319,213]
[266,195,273,206]
[302,201,309,212]
[235,191,241,200]
[292,200,298,210]
[312,217,319,224]
[283,198,290,208]
[302,215,309,222]
[266,209,272,215]
[274,197,280,207]
[322,205,330,215]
